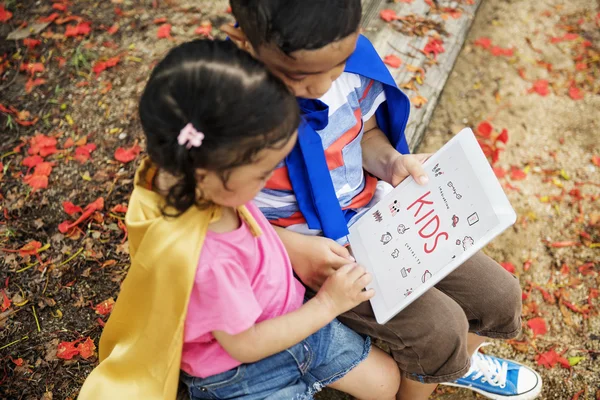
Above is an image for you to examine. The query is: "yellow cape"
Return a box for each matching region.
[79,158,261,399]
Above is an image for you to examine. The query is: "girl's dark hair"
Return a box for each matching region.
[230,0,362,55]
[139,40,299,214]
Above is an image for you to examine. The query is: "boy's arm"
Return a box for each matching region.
[273,226,354,291]
[361,116,430,187]
[213,264,373,364]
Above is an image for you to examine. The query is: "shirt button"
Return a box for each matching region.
[201,387,207,392]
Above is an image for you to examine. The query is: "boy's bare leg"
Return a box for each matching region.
[467,332,487,354]
[328,347,400,400]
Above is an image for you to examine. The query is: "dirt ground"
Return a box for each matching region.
[0,0,598,399]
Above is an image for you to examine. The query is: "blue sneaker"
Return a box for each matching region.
[442,351,542,399]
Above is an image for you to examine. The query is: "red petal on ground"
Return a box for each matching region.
[496,128,509,144]
[92,56,120,76]
[65,22,91,37]
[383,54,402,68]
[86,197,104,212]
[23,38,42,49]
[490,46,514,57]
[157,23,172,39]
[114,145,142,163]
[18,240,42,256]
[52,3,68,11]
[74,143,97,163]
[63,137,74,148]
[527,317,547,336]
[110,204,128,213]
[24,174,49,190]
[94,298,115,316]
[28,135,57,157]
[592,155,600,167]
[528,79,550,96]
[11,358,24,366]
[20,63,45,76]
[25,78,46,93]
[569,86,584,100]
[1,290,11,312]
[380,9,398,22]
[476,121,493,138]
[153,17,167,24]
[38,145,57,157]
[58,221,72,234]
[63,201,83,215]
[474,37,492,49]
[500,262,516,273]
[575,62,587,71]
[56,340,80,360]
[22,155,44,168]
[34,162,53,176]
[537,349,569,369]
[563,33,579,41]
[493,167,507,178]
[0,5,13,23]
[107,23,119,34]
[510,168,527,181]
[39,13,60,23]
[76,337,96,360]
[423,37,445,58]
[195,22,212,36]
[97,317,106,327]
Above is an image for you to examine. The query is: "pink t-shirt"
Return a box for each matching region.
[181,203,306,378]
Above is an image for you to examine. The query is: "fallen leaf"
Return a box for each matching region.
[114,145,142,163]
[1,290,11,312]
[537,349,569,369]
[500,262,516,273]
[94,298,115,316]
[476,121,493,138]
[568,356,585,366]
[592,156,600,167]
[0,5,13,23]
[18,240,42,256]
[490,46,514,57]
[194,22,212,36]
[23,38,42,49]
[76,337,96,360]
[383,54,402,68]
[34,162,53,176]
[380,9,398,22]
[107,23,119,35]
[527,317,547,336]
[110,204,128,213]
[58,197,104,233]
[22,155,44,168]
[529,79,550,96]
[92,56,120,76]
[52,3,68,11]
[20,62,45,75]
[474,37,492,49]
[63,201,83,215]
[510,168,526,180]
[28,134,58,157]
[423,37,445,59]
[11,357,24,366]
[25,78,46,93]
[568,86,583,100]
[24,174,49,190]
[410,95,428,108]
[74,143,97,163]
[157,23,172,39]
[493,167,506,178]
[56,340,80,360]
[39,13,60,23]
[153,17,168,24]
[65,22,91,37]
[496,128,509,144]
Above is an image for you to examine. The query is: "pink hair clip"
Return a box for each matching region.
[177,123,205,149]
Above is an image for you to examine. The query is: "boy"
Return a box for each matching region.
[224,1,542,399]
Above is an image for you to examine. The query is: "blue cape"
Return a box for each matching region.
[287,35,411,240]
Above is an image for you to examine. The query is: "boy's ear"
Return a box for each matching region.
[220,24,256,55]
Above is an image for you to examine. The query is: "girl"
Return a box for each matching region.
[78,40,399,400]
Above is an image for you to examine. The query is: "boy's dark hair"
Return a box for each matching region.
[139,40,299,214]
[230,0,362,55]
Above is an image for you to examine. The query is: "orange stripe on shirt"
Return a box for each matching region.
[359,80,375,102]
[343,174,378,210]
[269,211,306,228]
[264,166,293,191]
[324,108,363,171]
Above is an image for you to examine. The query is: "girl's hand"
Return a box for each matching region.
[275,228,355,291]
[316,263,374,317]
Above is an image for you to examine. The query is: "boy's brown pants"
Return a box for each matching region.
[330,251,522,384]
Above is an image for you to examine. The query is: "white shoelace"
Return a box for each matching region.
[465,352,508,388]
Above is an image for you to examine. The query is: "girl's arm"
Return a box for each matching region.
[213,263,373,364]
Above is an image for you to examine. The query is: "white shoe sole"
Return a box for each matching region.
[441,369,543,400]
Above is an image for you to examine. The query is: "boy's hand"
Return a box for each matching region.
[386,152,431,187]
[316,263,374,317]
[275,228,355,291]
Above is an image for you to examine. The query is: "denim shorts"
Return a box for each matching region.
[180,319,371,400]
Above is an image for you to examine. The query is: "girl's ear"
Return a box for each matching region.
[220,24,256,55]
